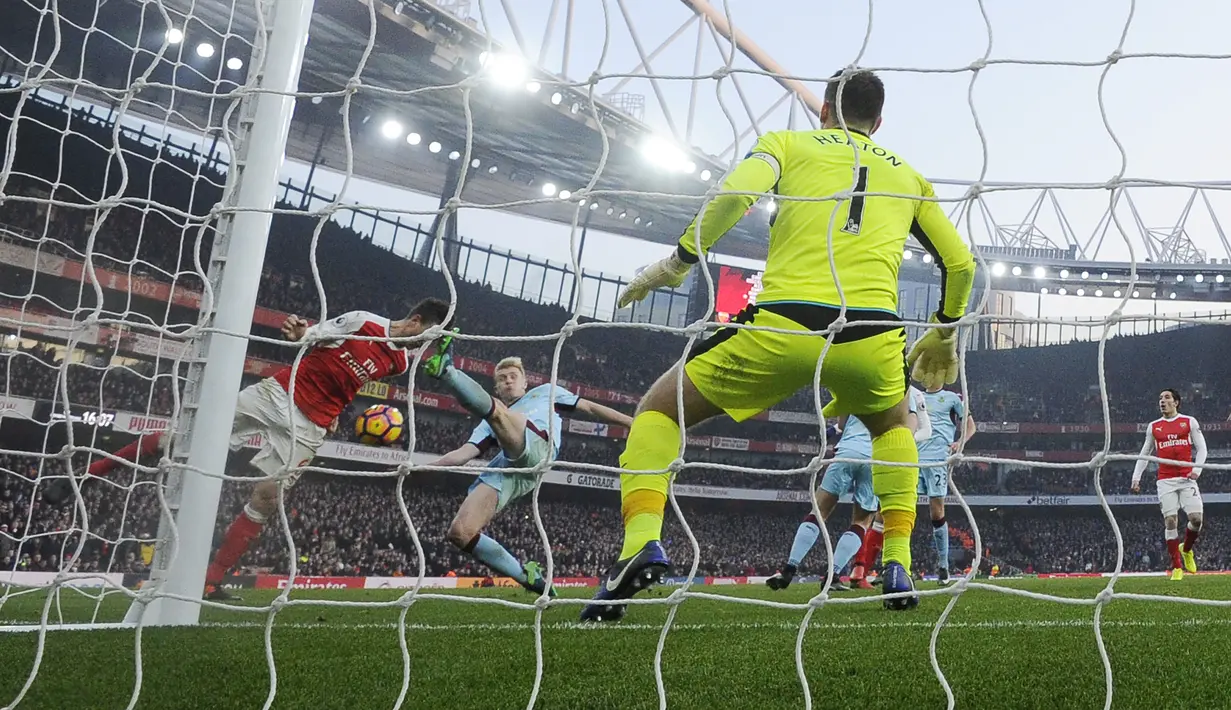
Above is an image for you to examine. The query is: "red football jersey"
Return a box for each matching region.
[271,311,409,427]
[1147,415,1199,479]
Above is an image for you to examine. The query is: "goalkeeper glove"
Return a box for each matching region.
[907,319,959,390]
[617,251,693,308]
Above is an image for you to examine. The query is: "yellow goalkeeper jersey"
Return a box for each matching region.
[677,128,975,322]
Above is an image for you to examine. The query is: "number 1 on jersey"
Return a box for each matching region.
[841,166,869,235]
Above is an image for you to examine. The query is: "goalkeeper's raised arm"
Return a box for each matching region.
[593,70,979,622]
[622,75,975,325]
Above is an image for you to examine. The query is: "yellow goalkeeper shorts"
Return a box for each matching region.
[684,302,908,422]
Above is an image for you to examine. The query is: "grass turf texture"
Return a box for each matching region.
[1,576,1228,709]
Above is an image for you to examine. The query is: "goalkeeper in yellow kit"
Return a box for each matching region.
[580,70,975,621]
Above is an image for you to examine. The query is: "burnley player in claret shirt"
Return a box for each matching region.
[1131,389,1207,581]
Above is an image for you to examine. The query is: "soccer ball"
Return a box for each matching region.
[354,404,404,446]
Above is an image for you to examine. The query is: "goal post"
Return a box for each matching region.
[127,0,317,627]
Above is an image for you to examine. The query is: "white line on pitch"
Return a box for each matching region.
[3,617,1230,634]
[200,617,1231,632]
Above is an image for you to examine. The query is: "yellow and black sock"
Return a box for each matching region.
[617,410,679,560]
[871,426,919,571]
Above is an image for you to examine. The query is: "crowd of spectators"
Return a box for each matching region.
[4,91,1231,429]
[4,77,1231,584]
[3,450,1227,580]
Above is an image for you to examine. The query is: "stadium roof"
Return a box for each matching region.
[9,0,1231,302]
[0,0,774,259]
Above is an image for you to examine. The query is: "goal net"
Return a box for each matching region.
[2,0,1230,708]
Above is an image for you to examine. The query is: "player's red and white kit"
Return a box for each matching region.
[1132,414,1207,518]
[233,311,409,479]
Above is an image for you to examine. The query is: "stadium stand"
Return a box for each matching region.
[3,89,1231,584]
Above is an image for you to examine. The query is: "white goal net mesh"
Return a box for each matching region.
[2,1,1231,709]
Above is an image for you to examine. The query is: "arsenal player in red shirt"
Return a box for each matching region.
[1131,389,1207,581]
[48,298,449,600]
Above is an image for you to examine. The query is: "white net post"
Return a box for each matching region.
[129,0,316,627]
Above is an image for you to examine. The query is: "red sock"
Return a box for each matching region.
[88,433,163,476]
[1167,538,1182,569]
[205,509,264,585]
[1183,526,1200,553]
[858,526,884,569]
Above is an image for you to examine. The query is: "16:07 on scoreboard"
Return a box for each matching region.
[38,401,118,429]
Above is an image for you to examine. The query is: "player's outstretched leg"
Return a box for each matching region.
[423,330,497,419]
[42,433,165,504]
[578,408,674,621]
[204,481,281,601]
[580,366,721,623]
[448,483,555,597]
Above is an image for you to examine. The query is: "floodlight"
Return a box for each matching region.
[380,120,403,140]
[482,52,528,88]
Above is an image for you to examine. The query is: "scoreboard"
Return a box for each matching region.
[714,265,763,322]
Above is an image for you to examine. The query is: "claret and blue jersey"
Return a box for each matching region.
[919,389,965,463]
[467,383,581,458]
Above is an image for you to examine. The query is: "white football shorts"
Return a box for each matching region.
[230,377,326,483]
[1157,476,1202,518]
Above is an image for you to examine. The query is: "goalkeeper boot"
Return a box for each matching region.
[1181,547,1197,574]
[881,562,919,611]
[422,329,459,379]
[523,561,558,599]
[766,564,796,591]
[1170,567,1184,582]
[579,540,670,623]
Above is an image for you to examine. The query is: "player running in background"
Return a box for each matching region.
[1132,389,1206,581]
[583,69,975,621]
[766,386,930,591]
[46,299,451,600]
[423,336,632,596]
[917,385,976,586]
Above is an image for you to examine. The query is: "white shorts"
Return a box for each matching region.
[229,378,326,483]
[1157,477,1202,518]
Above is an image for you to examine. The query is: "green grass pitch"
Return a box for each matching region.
[1,576,1228,709]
